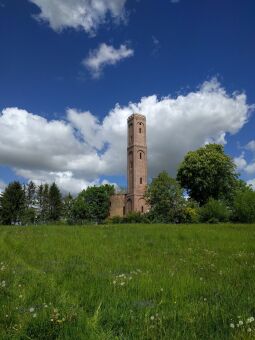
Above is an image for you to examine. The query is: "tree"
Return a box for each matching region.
[232,190,255,223]
[0,182,26,225]
[199,198,230,223]
[62,193,74,221]
[72,184,114,223]
[145,171,185,223]
[177,144,238,205]
[48,183,62,221]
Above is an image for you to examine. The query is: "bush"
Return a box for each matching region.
[232,191,255,223]
[199,198,230,223]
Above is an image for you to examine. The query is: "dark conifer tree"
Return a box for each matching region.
[0,181,25,225]
[48,183,62,221]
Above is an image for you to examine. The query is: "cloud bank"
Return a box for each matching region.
[0,79,251,193]
[83,43,134,78]
[29,0,127,34]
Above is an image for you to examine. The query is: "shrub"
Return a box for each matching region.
[232,191,255,223]
[199,198,230,223]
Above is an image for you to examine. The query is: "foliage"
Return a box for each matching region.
[0,181,26,225]
[62,193,74,221]
[182,199,200,223]
[72,184,114,223]
[48,183,62,221]
[232,190,255,223]
[199,198,230,223]
[177,144,238,205]
[145,171,186,223]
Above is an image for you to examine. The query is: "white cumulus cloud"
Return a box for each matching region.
[234,153,247,172]
[29,0,127,34]
[83,43,134,78]
[0,79,252,194]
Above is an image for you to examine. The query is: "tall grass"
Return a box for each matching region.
[0,224,255,339]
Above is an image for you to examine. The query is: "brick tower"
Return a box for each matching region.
[126,113,148,214]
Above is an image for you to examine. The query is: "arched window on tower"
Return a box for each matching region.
[139,152,142,159]
[140,177,143,184]
[141,206,144,213]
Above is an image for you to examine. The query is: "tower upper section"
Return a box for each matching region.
[127,113,147,147]
[127,113,147,197]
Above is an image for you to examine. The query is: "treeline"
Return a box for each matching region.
[0,181,114,225]
[1,143,255,225]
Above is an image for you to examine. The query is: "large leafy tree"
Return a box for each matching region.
[72,184,114,223]
[0,181,26,225]
[177,144,238,205]
[145,171,185,223]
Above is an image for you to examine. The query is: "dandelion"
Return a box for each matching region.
[120,282,125,286]
[33,313,37,318]
[238,320,244,326]
[247,328,252,333]
[230,323,235,329]
[150,316,155,320]
[29,307,35,313]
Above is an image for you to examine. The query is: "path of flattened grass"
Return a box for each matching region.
[0,224,255,339]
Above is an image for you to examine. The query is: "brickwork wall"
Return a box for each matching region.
[109,194,126,217]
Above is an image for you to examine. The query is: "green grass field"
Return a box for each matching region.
[0,224,255,339]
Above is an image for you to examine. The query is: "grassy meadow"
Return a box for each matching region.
[0,224,255,339]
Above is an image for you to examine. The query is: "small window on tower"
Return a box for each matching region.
[140,177,143,184]
[141,206,144,213]
[139,128,142,133]
[140,152,142,159]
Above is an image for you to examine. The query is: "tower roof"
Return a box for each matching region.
[127,113,146,122]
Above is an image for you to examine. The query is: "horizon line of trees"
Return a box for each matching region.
[1,143,255,225]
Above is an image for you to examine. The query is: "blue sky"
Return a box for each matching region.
[0,0,255,193]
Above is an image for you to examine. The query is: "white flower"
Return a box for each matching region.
[150,316,155,320]
[230,323,235,328]
[120,282,125,286]
[247,327,252,332]
[238,320,243,326]
[33,313,37,318]
[29,307,35,313]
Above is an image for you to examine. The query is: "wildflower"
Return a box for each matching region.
[247,328,252,333]
[230,323,235,329]
[247,317,255,323]
[5,315,8,318]
[33,313,37,318]
[238,320,243,326]
[29,307,35,313]
[120,282,125,286]
[19,295,22,298]
[50,319,54,322]
[113,281,116,285]
[150,316,155,320]
[160,288,164,292]
[204,298,207,301]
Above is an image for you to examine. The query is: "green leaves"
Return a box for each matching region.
[145,171,185,223]
[177,144,238,205]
